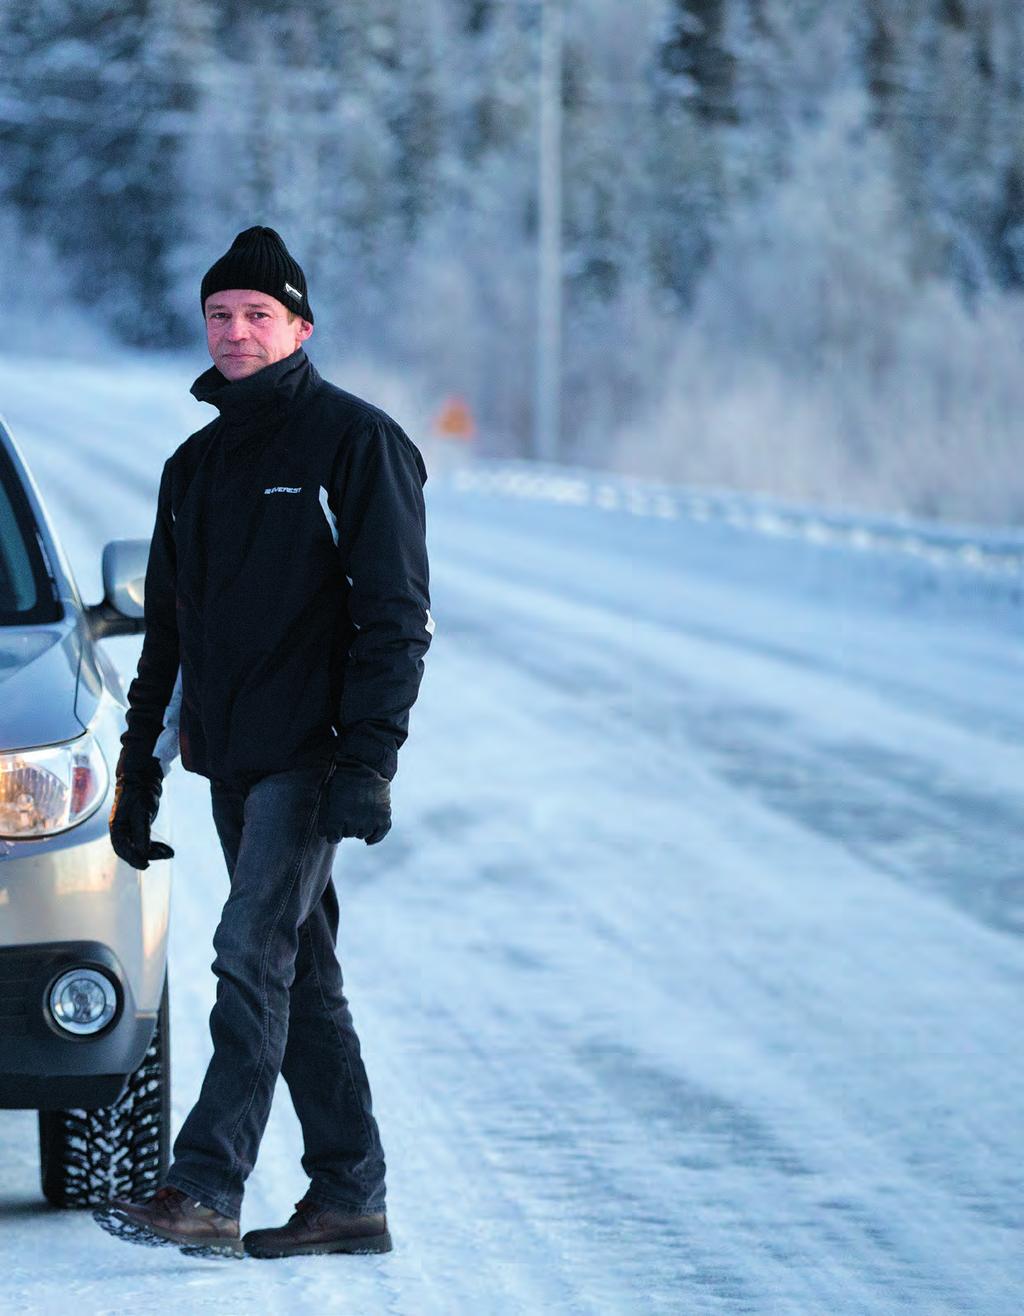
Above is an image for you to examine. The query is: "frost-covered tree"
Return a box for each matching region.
[0,0,205,345]
[3,0,1024,519]
[858,0,1024,295]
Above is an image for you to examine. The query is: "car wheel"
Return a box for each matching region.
[38,969,171,1208]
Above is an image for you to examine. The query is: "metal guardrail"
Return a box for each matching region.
[440,457,1024,580]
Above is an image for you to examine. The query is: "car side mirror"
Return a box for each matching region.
[84,539,151,640]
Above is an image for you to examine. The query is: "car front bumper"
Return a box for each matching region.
[0,939,157,1109]
[0,797,170,1110]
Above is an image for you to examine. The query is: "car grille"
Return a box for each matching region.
[0,946,65,1036]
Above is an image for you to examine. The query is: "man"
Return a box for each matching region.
[93,226,434,1260]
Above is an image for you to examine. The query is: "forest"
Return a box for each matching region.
[1,0,1022,523]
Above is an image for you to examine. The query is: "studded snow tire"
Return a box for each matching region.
[38,970,170,1208]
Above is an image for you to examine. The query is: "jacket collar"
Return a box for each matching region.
[190,347,319,442]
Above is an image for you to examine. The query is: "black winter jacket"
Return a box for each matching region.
[117,347,433,785]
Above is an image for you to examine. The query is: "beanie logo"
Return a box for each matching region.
[283,282,303,302]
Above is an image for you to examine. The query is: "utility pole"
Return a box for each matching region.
[534,0,563,464]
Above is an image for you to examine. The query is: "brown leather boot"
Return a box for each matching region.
[243,1195,392,1258]
[92,1184,244,1259]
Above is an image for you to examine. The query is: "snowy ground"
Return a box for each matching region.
[0,352,1022,1315]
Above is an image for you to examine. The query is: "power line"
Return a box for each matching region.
[0,89,1002,130]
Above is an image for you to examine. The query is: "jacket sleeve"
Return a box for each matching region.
[116,458,181,777]
[331,415,434,780]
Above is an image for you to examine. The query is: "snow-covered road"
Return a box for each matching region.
[0,354,1021,1314]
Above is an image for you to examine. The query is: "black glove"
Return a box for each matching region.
[109,754,175,871]
[316,756,392,845]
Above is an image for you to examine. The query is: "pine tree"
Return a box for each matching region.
[0,0,205,346]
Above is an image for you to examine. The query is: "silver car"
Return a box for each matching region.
[0,415,173,1207]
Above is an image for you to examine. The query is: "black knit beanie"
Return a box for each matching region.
[200,226,314,324]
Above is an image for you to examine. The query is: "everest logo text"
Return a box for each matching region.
[264,486,302,495]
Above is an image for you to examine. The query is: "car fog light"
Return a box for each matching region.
[48,968,117,1035]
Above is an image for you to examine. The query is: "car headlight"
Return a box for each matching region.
[0,734,110,839]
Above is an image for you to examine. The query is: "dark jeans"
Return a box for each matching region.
[163,756,387,1220]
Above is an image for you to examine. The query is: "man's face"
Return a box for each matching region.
[204,288,313,380]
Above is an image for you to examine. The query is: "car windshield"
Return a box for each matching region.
[0,442,62,626]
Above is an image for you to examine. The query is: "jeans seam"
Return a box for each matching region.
[306,908,378,1158]
[222,769,327,1186]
